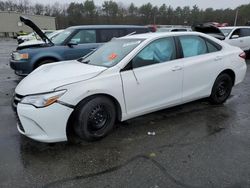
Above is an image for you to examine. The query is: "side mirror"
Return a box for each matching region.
[67,40,78,47]
[231,35,239,39]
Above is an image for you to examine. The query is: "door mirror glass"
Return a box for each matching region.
[231,35,239,39]
[67,40,78,47]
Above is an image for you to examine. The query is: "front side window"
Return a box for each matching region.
[70,30,96,44]
[132,37,176,68]
[179,35,207,58]
[230,29,241,38]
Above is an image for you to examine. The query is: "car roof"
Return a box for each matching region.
[220,26,250,29]
[67,25,148,30]
[120,31,205,40]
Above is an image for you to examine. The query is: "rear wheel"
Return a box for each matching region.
[209,74,233,104]
[74,96,116,141]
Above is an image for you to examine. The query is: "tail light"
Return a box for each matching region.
[239,52,246,59]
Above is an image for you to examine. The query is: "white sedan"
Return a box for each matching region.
[13,32,247,143]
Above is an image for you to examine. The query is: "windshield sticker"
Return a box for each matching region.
[122,40,141,47]
[108,53,118,61]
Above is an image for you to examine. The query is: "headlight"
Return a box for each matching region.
[20,90,66,108]
[12,52,29,61]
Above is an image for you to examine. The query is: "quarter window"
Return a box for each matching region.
[179,36,207,58]
[70,30,96,44]
[132,37,176,68]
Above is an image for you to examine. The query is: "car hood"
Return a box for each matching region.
[20,16,54,45]
[17,40,46,50]
[15,60,107,95]
[19,40,44,46]
[192,23,225,40]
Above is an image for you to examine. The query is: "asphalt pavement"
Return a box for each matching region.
[0,39,250,188]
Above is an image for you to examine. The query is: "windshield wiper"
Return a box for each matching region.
[81,60,90,64]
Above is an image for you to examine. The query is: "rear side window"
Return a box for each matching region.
[99,29,125,42]
[179,35,207,58]
[240,28,250,37]
[70,30,96,44]
[205,39,222,53]
[127,28,149,34]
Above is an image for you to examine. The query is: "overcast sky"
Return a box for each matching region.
[30,0,250,9]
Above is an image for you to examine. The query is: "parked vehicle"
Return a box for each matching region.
[194,24,250,55]
[18,30,64,49]
[10,16,150,76]
[13,32,247,143]
[17,30,55,44]
[220,26,250,54]
[157,25,192,32]
[193,23,225,40]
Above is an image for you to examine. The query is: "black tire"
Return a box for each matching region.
[74,96,116,141]
[36,59,55,69]
[209,74,233,104]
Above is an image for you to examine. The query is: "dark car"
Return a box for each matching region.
[10,16,150,76]
[192,23,225,40]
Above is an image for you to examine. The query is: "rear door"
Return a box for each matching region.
[178,35,224,102]
[64,29,100,60]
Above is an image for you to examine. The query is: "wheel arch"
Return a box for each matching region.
[218,69,236,86]
[33,56,60,69]
[66,93,123,141]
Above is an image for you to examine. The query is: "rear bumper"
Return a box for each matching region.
[235,62,247,85]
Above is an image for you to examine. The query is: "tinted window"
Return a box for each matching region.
[70,30,96,44]
[231,29,241,38]
[99,29,125,42]
[127,28,149,34]
[179,36,207,58]
[171,29,187,32]
[240,28,250,37]
[132,37,176,68]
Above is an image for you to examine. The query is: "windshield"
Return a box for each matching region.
[81,38,144,67]
[52,29,74,45]
[220,29,233,37]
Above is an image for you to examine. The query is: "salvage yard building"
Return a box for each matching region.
[0,11,56,37]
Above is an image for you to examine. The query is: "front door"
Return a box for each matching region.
[64,29,100,60]
[120,37,183,117]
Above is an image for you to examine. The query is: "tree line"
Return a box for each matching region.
[1,0,250,29]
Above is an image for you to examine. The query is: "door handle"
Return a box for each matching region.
[214,56,222,61]
[171,66,182,71]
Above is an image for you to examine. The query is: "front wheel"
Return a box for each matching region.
[209,74,233,104]
[74,96,116,141]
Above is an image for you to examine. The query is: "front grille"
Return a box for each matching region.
[12,93,25,132]
[12,93,24,111]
